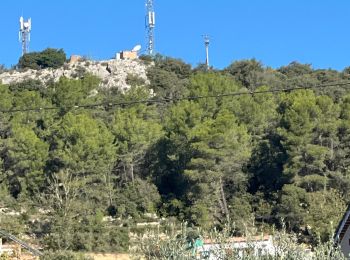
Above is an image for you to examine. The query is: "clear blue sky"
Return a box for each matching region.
[1,0,350,70]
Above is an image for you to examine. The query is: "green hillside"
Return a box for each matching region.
[1,55,350,257]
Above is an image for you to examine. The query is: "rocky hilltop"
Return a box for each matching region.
[0,58,149,91]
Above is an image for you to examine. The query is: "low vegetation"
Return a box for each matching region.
[132,223,347,260]
[134,225,346,259]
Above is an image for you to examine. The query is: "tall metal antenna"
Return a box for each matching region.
[145,0,155,55]
[203,35,210,70]
[19,16,31,56]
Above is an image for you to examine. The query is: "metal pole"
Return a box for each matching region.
[203,35,210,70]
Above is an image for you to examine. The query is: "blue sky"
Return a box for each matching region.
[1,0,350,70]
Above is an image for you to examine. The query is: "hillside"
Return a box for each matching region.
[1,56,350,259]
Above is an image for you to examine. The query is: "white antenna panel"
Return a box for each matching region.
[148,12,152,25]
[20,16,24,30]
[148,12,155,26]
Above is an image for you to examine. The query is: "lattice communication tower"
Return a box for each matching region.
[19,16,32,56]
[146,0,155,55]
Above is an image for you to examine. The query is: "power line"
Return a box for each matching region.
[1,81,350,114]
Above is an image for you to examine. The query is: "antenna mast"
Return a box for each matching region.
[146,0,155,55]
[19,16,31,56]
[203,35,210,70]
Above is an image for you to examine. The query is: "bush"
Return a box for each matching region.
[9,79,43,92]
[126,74,146,87]
[133,224,346,260]
[18,48,66,70]
[139,55,154,65]
[40,251,92,260]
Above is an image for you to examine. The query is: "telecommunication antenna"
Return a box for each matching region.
[19,16,31,56]
[145,0,155,55]
[203,35,210,70]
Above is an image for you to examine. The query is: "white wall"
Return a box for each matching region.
[197,238,275,259]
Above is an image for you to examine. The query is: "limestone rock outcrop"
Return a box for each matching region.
[0,59,149,91]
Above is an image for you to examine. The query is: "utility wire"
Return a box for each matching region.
[1,81,350,114]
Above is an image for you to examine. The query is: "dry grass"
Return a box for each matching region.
[87,253,131,260]
[20,255,38,260]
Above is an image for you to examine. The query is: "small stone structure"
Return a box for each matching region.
[120,51,138,60]
[69,55,82,64]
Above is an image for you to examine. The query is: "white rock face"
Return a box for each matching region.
[0,59,149,91]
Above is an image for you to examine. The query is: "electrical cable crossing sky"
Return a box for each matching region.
[1,81,350,114]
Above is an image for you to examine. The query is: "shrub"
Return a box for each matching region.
[133,224,346,260]
[18,48,66,70]
[40,251,92,260]
[126,74,146,87]
[139,55,154,65]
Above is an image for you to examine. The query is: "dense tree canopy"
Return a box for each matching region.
[18,48,66,70]
[1,55,350,256]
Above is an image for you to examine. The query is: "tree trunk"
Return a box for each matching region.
[123,163,127,183]
[106,165,113,206]
[220,177,230,223]
[130,162,135,187]
[330,138,334,160]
